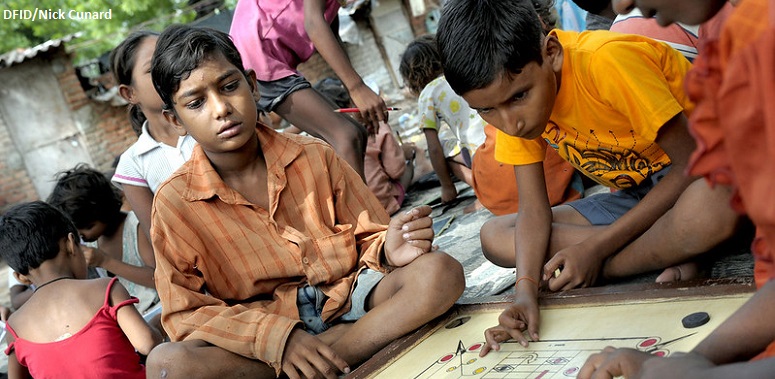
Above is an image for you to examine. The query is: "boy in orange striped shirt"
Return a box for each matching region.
[144,25,465,379]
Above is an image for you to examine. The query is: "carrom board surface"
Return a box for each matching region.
[355,286,751,379]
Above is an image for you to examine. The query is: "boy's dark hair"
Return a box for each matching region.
[437,0,545,95]
[313,77,351,109]
[47,164,123,230]
[399,34,443,96]
[152,24,246,111]
[110,30,160,135]
[0,201,79,275]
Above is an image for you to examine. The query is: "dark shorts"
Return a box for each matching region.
[568,167,671,225]
[257,74,311,112]
[296,268,384,335]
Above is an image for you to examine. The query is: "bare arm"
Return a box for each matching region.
[122,184,154,241]
[85,228,156,289]
[7,352,31,379]
[304,0,387,131]
[111,280,163,355]
[9,285,32,310]
[513,162,553,301]
[693,279,775,363]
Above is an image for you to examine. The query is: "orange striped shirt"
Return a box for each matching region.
[151,124,389,371]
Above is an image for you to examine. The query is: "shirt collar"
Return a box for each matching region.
[134,121,164,155]
[181,123,303,204]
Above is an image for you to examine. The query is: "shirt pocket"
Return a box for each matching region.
[307,224,357,284]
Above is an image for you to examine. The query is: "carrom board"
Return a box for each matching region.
[350,279,754,379]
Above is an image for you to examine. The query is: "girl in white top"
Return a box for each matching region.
[110,31,196,239]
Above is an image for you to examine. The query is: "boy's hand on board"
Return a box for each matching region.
[578,346,656,379]
[480,294,540,357]
[544,242,603,291]
[384,205,436,267]
[282,328,350,379]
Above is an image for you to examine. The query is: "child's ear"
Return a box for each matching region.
[244,69,260,102]
[543,34,564,73]
[13,271,32,286]
[118,84,136,104]
[65,232,79,256]
[163,109,188,137]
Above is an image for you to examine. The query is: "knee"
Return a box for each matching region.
[415,252,465,303]
[335,117,367,150]
[145,342,197,379]
[673,204,740,253]
[480,219,513,267]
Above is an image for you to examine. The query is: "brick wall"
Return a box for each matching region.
[0,113,37,210]
[0,51,137,212]
[54,52,138,171]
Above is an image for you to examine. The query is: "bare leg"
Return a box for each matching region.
[145,340,275,379]
[276,87,368,180]
[447,156,474,187]
[410,144,434,183]
[329,252,465,365]
[602,180,740,280]
[479,204,592,268]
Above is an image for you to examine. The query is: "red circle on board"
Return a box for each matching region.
[439,354,454,363]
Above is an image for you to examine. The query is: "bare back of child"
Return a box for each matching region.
[0,202,161,378]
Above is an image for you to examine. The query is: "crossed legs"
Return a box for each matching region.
[480,179,741,282]
[146,252,465,378]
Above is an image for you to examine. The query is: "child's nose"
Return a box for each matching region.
[211,95,232,118]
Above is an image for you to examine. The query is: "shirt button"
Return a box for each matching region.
[302,257,309,264]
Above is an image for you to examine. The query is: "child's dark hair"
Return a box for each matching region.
[399,34,443,96]
[313,77,351,109]
[152,24,246,111]
[110,30,160,135]
[46,164,123,230]
[437,0,545,95]
[0,201,78,275]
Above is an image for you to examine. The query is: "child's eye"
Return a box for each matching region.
[476,108,492,115]
[186,99,204,110]
[223,80,239,92]
[512,91,528,102]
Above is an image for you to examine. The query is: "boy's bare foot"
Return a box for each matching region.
[655,262,701,283]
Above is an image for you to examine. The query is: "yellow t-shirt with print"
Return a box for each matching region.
[494,29,694,190]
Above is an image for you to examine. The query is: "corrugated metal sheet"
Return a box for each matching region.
[0,32,81,69]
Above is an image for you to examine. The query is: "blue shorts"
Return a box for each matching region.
[568,167,670,225]
[296,268,384,335]
[257,75,311,112]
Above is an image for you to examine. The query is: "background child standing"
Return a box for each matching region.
[229,0,389,180]
[0,201,161,378]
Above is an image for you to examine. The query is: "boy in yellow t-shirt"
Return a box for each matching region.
[437,0,743,353]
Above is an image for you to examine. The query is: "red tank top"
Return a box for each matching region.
[5,277,145,378]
